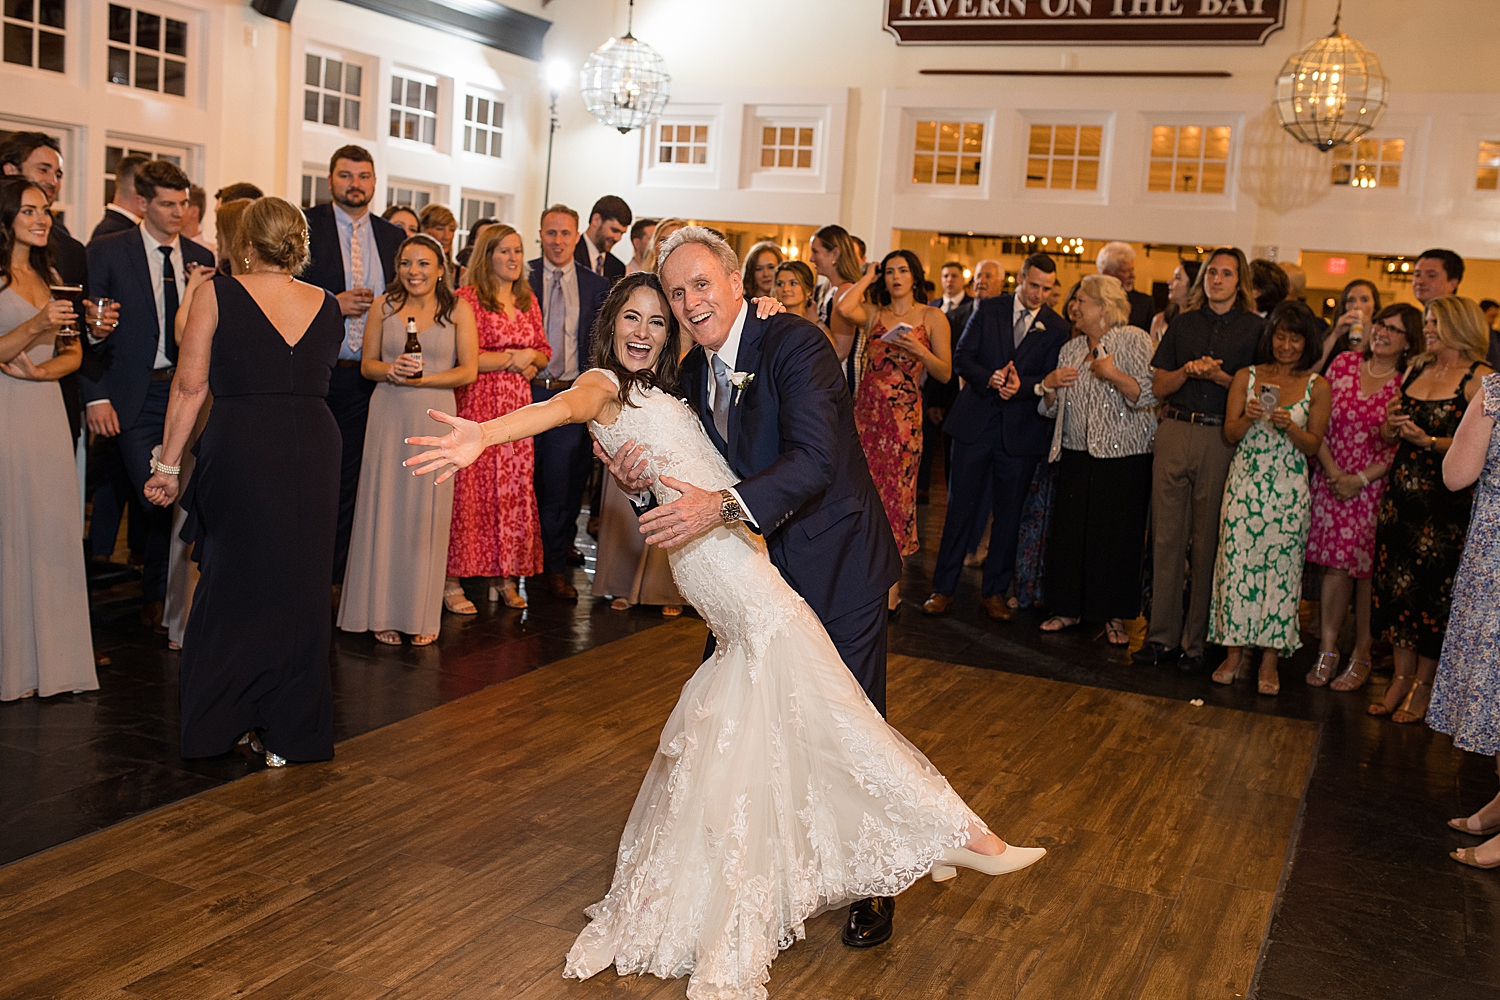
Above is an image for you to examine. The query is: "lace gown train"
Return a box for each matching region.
[567,371,988,1000]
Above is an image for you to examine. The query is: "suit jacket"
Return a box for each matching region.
[678,310,902,621]
[1126,288,1155,331]
[575,237,626,284]
[82,227,215,428]
[301,203,404,296]
[89,207,138,244]
[528,257,609,371]
[924,295,974,410]
[944,294,1070,457]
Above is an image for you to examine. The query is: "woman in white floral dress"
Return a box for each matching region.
[1209,302,1331,695]
[406,273,1045,1000]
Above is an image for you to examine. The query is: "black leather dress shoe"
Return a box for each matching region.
[842,896,894,948]
[1178,654,1208,674]
[1131,640,1181,666]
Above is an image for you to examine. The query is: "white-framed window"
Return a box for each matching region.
[463,92,503,158]
[1475,140,1499,192]
[759,123,815,171]
[107,3,188,97]
[1148,124,1231,195]
[299,170,329,209]
[656,121,710,166]
[390,69,438,146]
[304,50,363,133]
[3,0,64,73]
[104,140,186,205]
[1025,124,1102,191]
[460,193,498,232]
[1331,137,1403,189]
[912,119,984,186]
[387,180,435,212]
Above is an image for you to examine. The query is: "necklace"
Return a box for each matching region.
[888,301,917,319]
[1364,358,1397,379]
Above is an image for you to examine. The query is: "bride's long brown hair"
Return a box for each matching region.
[590,271,684,407]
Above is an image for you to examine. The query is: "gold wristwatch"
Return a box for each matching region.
[719,489,745,524]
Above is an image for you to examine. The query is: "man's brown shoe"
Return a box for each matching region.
[922,593,952,615]
[979,595,1013,620]
[541,573,578,600]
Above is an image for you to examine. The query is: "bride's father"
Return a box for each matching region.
[598,226,903,948]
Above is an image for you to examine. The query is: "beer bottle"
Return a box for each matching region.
[404,317,423,381]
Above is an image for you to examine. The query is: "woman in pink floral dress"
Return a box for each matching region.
[838,250,952,615]
[446,225,552,610]
[1305,303,1420,690]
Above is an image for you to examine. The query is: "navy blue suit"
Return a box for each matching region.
[83,227,215,601]
[574,237,626,285]
[932,294,1069,599]
[678,308,901,713]
[302,203,405,583]
[528,257,609,574]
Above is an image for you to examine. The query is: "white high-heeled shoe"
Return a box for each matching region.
[930,844,1046,883]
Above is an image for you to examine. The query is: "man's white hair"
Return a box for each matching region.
[1095,241,1136,275]
[655,225,740,281]
[974,259,1003,276]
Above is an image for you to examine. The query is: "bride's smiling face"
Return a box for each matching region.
[613,286,672,372]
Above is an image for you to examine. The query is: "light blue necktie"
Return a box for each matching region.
[711,353,732,442]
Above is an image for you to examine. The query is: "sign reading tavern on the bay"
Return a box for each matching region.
[885,0,1287,46]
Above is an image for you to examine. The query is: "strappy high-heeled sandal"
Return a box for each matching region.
[443,580,477,615]
[1391,679,1433,724]
[1330,657,1371,692]
[1212,656,1251,686]
[1368,670,1416,717]
[488,578,527,609]
[1305,651,1339,687]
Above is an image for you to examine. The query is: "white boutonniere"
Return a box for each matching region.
[1030,320,1046,335]
[729,371,755,405]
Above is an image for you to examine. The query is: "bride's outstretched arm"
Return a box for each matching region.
[404,370,617,483]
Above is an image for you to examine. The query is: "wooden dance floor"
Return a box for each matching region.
[0,620,1316,1000]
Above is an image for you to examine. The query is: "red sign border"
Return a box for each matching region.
[883,1,1288,47]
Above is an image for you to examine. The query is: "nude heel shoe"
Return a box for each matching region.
[930,844,1046,883]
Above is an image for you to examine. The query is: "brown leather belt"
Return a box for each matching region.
[531,377,574,390]
[149,367,176,382]
[336,359,361,369]
[1162,405,1223,427]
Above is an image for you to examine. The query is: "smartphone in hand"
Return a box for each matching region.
[1258,382,1281,413]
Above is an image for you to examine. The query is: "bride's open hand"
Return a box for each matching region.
[404,409,484,484]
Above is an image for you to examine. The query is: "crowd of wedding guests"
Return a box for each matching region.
[9,133,1500,866]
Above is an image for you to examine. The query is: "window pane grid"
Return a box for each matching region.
[463,93,503,158]
[1331,136,1403,189]
[104,143,183,205]
[3,0,63,72]
[656,122,709,166]
[303,52,362,132]
[1024,124,1103,191]
[759,122,815,170]
[911,120,983,186]
[1147,124,1231,195]
[390,72,439,146]
[387,184,433,211]
[107,4,186,95]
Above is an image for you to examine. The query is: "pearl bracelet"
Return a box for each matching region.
[151,457,181,477]
[1357,471,1371,488]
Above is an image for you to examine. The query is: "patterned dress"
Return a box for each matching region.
[1012,463,1055,608]
[446,286,551,577]
[1306,351,1399,578]
[854,323,929,556]
[1371,363,1481,658]
[1208,368,1318,654]
[1429,375,1500,754]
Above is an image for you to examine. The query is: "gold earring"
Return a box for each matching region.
[243,257,251,268]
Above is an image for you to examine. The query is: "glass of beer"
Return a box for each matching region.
[48,285,83,337]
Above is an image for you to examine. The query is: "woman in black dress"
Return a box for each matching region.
[145,197,343,766]
[1370,296,1493,723]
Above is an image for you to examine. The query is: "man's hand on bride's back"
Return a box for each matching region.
[404,409,484,485]
[638,477,722,547]
[595,439,654,494]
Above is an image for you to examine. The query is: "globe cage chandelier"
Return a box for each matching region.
[1273,0,1389,151]
[579,0,671,135]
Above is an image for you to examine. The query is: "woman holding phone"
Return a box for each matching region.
[1209,302,1331,695]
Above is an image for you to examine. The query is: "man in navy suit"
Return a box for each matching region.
[530,204,609,599]
[600,227,902,949]
[83,159,214,630]
[919,261,975,499]
[574,195,630,285]
[302,145,406,586]
[90,153,150,243]
[923,253,1067,619]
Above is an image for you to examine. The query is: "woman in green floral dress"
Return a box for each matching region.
[1210,303,1331,695]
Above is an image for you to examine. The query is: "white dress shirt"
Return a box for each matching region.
[541,257,582,379]
[941,293,964,313]
[581,233,607,275]
[141,226,185,370]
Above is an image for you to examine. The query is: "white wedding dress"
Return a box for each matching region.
[566,371,988,1000]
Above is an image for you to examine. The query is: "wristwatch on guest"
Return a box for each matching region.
[719,489,745,524]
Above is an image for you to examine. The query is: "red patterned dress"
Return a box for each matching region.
[447,286,551,577]
[854,323,928,556]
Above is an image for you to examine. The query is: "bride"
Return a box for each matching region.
[405,272,1044,1000]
